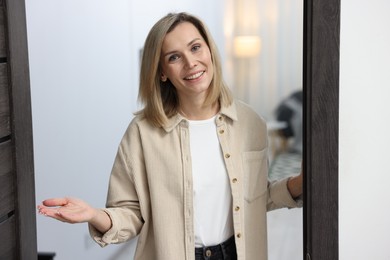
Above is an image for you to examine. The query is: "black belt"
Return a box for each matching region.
[195,236,236,259]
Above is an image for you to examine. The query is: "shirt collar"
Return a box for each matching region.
[162,100,238,133]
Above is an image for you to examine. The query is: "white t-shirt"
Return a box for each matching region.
[188,116,234,247]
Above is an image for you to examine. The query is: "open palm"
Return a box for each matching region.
[37,197,97,224]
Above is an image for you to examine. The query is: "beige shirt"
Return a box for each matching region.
[89,100,299,260]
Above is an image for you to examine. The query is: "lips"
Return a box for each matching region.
[184,71,205,80]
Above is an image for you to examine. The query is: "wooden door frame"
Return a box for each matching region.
[5,0,37,258]
[303,0,340,259]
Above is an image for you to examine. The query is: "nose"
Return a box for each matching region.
[183,54,197,69]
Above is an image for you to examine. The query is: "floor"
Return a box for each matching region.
[267,152,303,260]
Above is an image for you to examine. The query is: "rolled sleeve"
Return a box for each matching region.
[89,207,143,247]
[88,209,121,247]
[267,177,302,210]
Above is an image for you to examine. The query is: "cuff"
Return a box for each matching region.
[269,177,302,208]
[88,209,119,247]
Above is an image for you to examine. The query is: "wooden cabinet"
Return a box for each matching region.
[0,0,37,258]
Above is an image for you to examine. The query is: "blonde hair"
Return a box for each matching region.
[136,12,233,127]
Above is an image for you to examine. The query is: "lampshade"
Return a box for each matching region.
[233,36,261,57]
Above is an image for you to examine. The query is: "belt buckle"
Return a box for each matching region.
[205,248,212,257]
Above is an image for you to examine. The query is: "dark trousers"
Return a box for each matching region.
[195,236,237,260]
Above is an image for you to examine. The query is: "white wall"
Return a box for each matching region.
[26,1,223,259]
[339,1,390,259]
[223,0,303,120]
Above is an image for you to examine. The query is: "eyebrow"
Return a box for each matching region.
[163,38,202,58]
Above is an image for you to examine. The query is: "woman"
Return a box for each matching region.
[38,12,302,260]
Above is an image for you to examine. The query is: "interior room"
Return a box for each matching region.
[27,0,301,259]
[2,0,389,259]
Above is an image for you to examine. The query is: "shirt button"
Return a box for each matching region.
[219,129,225,134]
[225,153,231,158]
[218,116,223,121]
[236,233,242,238]
[232,178,238,183]
[235,206,240,211]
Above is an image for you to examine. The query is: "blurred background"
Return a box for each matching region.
[26,0,303,259]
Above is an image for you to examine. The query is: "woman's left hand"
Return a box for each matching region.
[287,162,303,198]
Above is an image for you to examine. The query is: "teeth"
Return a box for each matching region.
[185,71,204,80]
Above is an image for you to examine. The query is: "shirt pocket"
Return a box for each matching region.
[242,149,268,203]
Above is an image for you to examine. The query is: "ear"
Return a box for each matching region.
[161,74,167,82]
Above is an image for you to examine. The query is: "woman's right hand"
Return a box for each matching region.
[37,197,112,233]
[37,197,98,224]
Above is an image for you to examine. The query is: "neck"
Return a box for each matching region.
[179,101,219,120]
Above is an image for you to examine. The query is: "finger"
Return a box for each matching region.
[38,207,71,222]
[42,198,69,207]
[38,206,59,216]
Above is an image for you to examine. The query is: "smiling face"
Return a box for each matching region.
[160,22,214,104]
